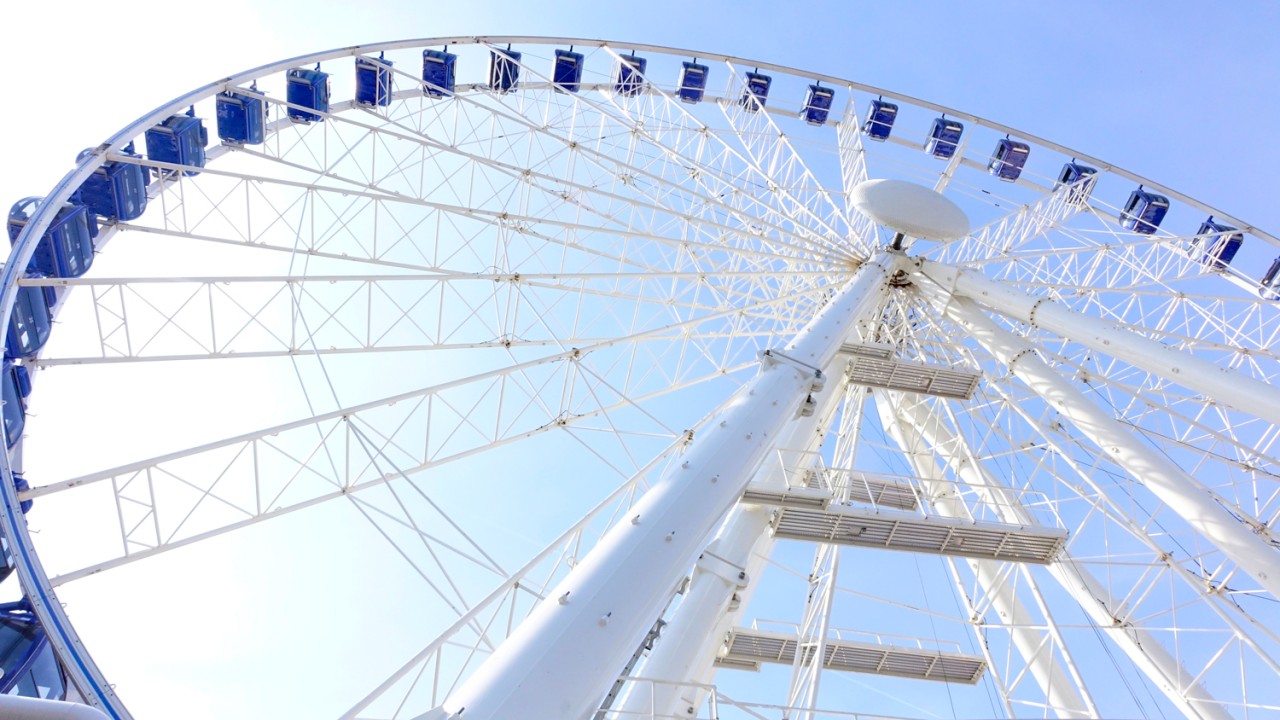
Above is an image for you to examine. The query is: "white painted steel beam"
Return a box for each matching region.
[932,293,1280,598]
[878,393,1095,718]
[617,357,852,720]
[915,259,1280,428]
[432,254,898,720]
[912,295,1243,720]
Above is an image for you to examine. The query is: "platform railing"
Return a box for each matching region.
[765,447,1067,532]
[596,675,943,720]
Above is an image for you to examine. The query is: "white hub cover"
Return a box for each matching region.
[850,179,970,242]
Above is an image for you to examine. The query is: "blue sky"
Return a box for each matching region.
[1,2,1278,718]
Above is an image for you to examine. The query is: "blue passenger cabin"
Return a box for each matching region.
[988,139,1030,181]
[145,111,208,176]
[740,72,771,112]
[0,601,68,700]
[1,363,29,449]
[286,67,331,122]
[925,117,964,159]
[862,100,897,141]
[77,147,149,221]
[8,199,97,279]
[1055,162,1098,202]
[801,84,834,126]
[553,49,584,93]
[1119,186,1169,235]
[422,49,457,98]
[216,90,266,145]
[356,55,394,107]
[1193,217,1243,270]
[489,48,521,93]
[1262,257,1280,300]
[678,62,708,104]
[615,54,647,97]
[5,277,55,362]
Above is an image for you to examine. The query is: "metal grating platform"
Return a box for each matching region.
[838,342,896,360]
[771,503,1067,564]
[716,628,986,684]
[844,355,982,400]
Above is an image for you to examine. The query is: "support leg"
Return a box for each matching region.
[434,254,898,720]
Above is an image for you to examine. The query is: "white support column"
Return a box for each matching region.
[875,393,1095,719]
[928,291,1280,599]
[886,390,1233,720]
[615,367,850,720]
[430,254,897,720]
[916,259,1280,428]
[783,387,870,720]
[785,540,839,720]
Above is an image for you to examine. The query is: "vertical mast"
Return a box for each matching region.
[431,254,899,720]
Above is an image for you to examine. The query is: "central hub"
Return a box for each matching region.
[850,179,970,248]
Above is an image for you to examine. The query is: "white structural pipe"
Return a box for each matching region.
[920,293,1271,716]
[876,393,1095,719]
[916,259,1280,428]
[429,255,897,720]
[928,291,1280,599]
[887,390,1231,720]
[617,356,856,719]
[0,696,111,720]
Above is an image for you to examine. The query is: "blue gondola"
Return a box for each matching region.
[553,48,584,93]
[988,139,1030,181]
[1,363,29,448]
[1262,257,1280,300]
[615,54,647,97]
[490,48,521,93]
[740,71,771,112]
[1055,161,1098,203]
[925,117,964,159]
[8,199,97,279]
[422,49,457,98]
[862,99,897,141]
[801,84,834,126]
[0,601,68,700]
[216,89,266,146]
[286,67,331,122]
[678,62,708,104]
[1119,186,1169,235]
[145,110,208,176]
[77,145,149,221]
[5,275,55,362]
[356,54,394,107]
[1193,217,1243,270]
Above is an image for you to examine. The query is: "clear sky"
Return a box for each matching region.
[1,1,1278,718]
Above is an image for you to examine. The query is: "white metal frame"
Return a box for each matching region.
[2,35,1278,720]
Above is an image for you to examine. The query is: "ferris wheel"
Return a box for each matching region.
[2,35,1280,720]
